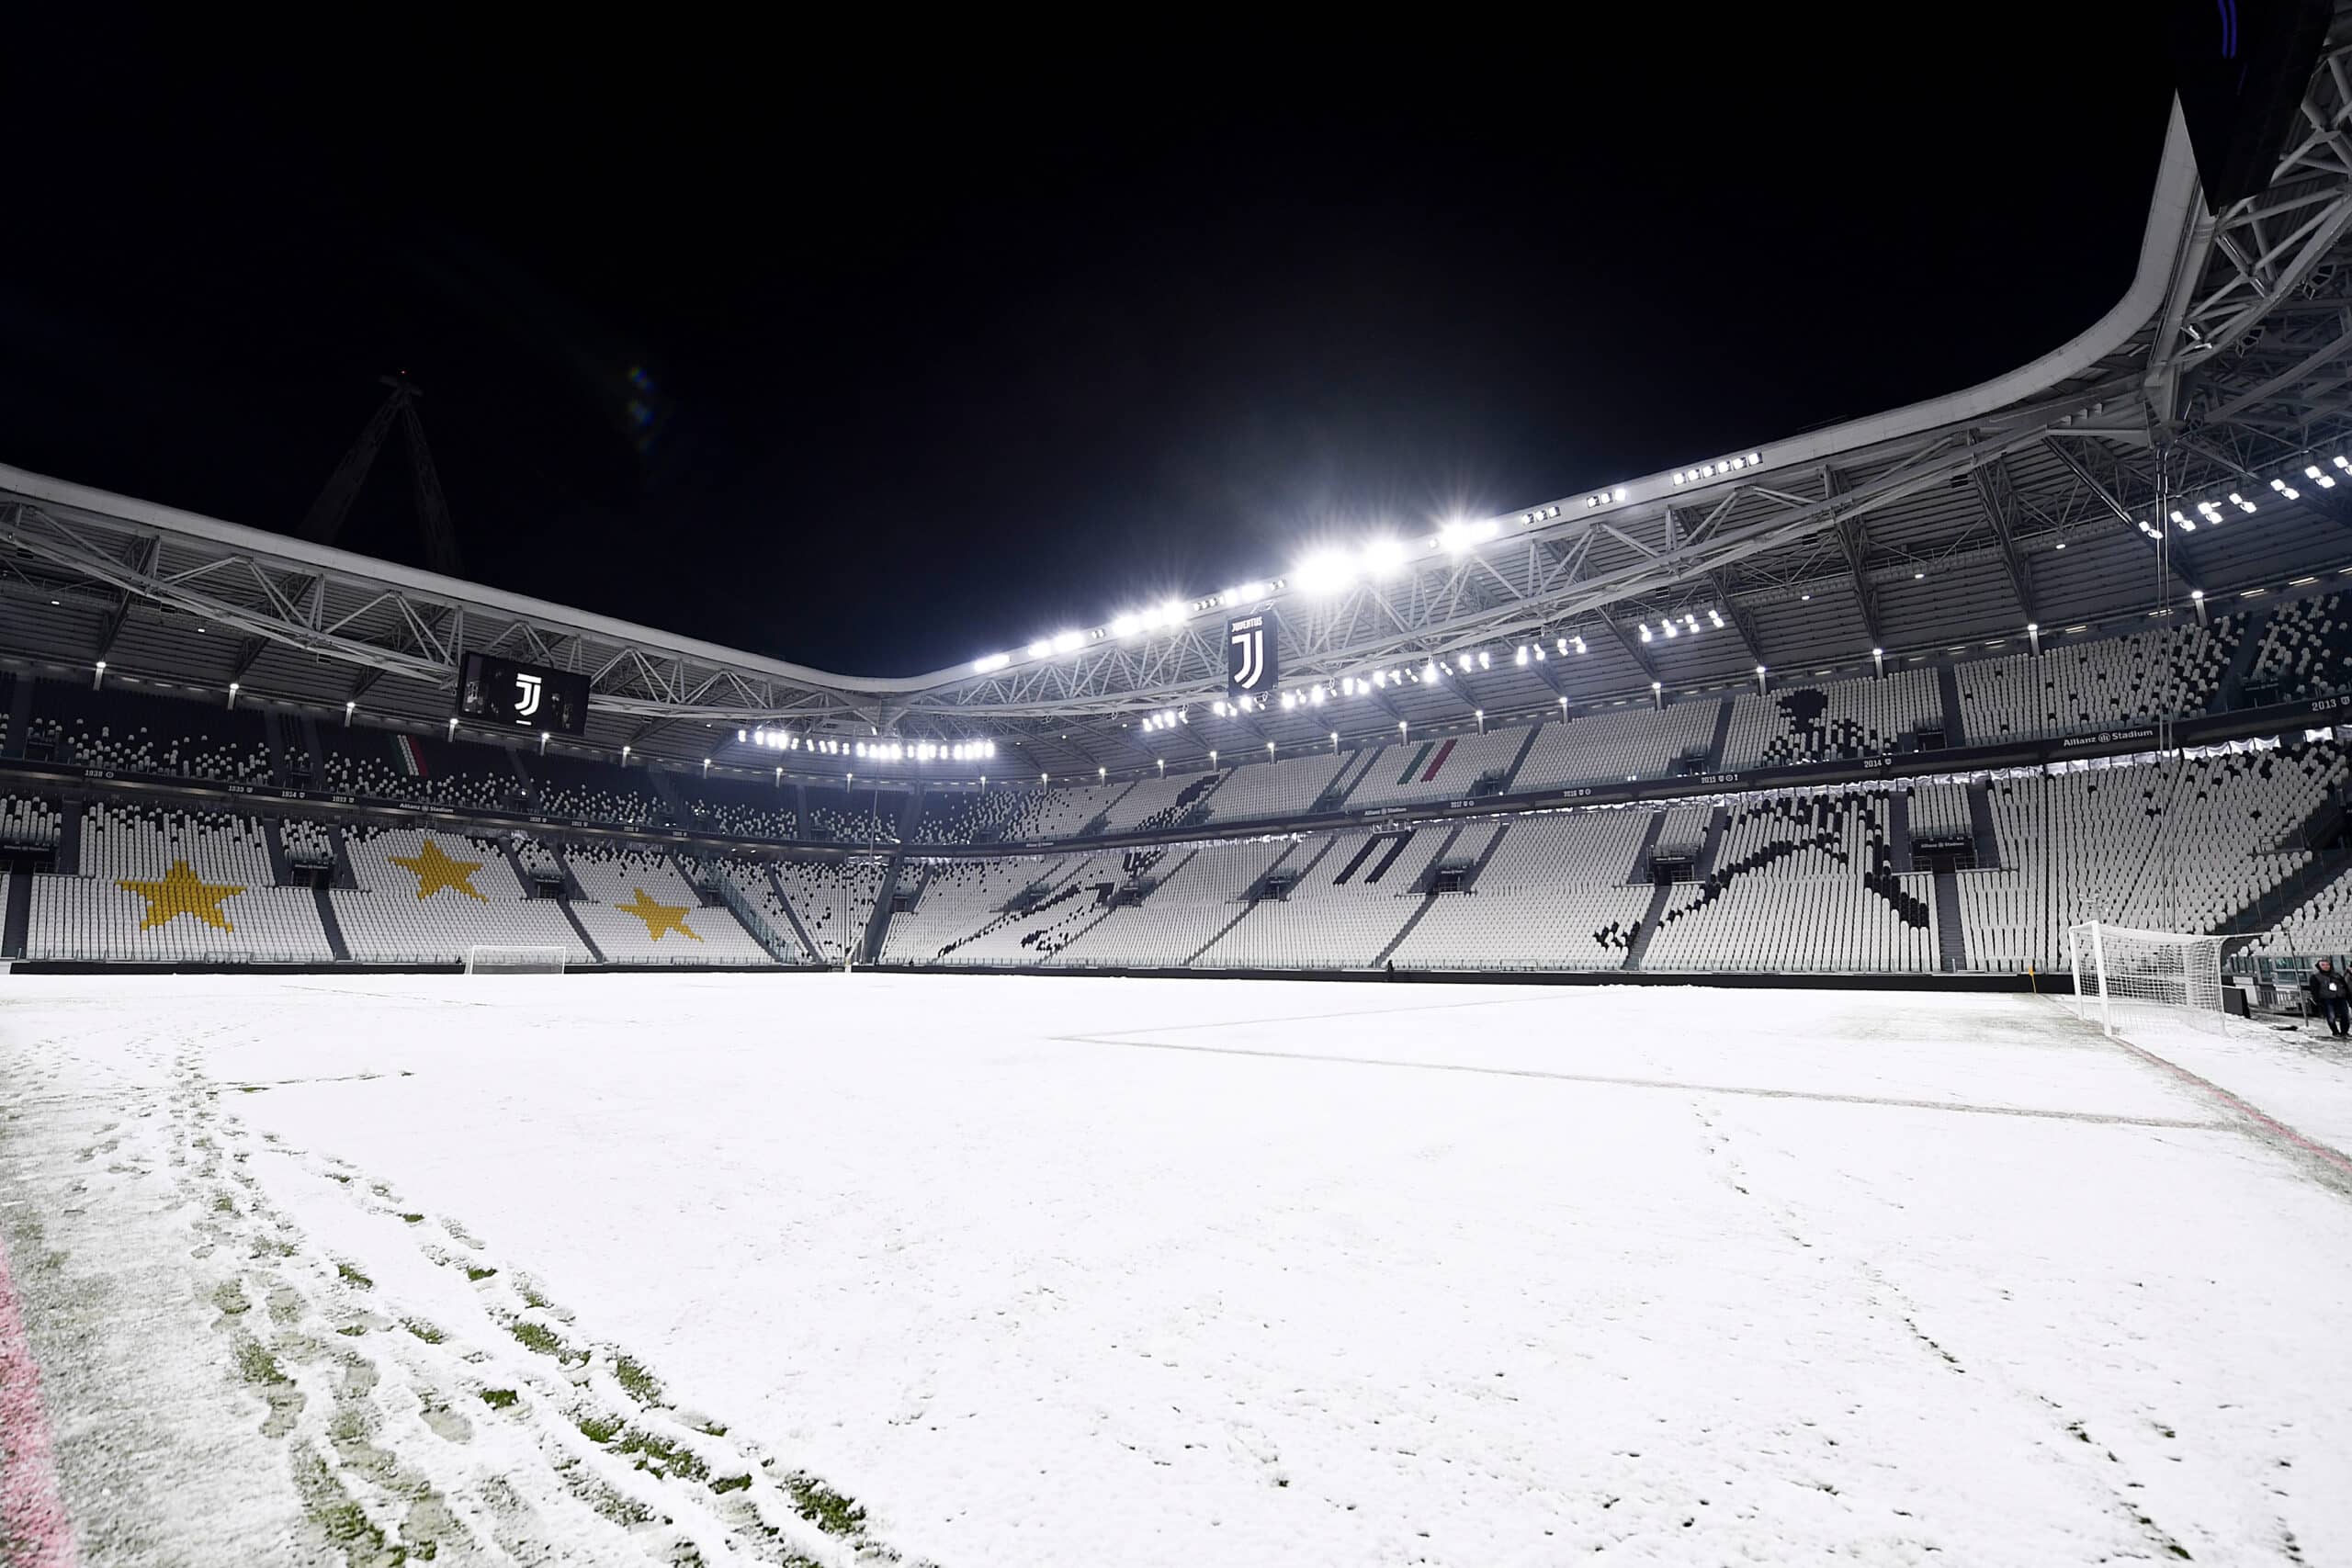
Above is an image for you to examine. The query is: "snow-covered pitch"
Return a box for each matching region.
[4,973,2351,1566]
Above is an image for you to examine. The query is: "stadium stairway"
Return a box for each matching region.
[1967,784,2004,869]
[1078,782,1139,839]
[2,675,28,759]
[554,897,606,964]
[669,851,721,906]
[260,818,294,886]
[53,802,81,876]
[496,840,538,894]
[2,868,30,959]
[310,885,352,962]
[1703,701,1736,773]
[327,825,358,889]
[1627,810,1668,883]
[2214,614,2271,712]
[1886,791,1914,874]
[1937,665,1967,747]
[300,717,328,789]
[1931,871,1965,972]
[763,867,824,958]
[1497,726,1544,795]
[706,870,803,965]
[1373,826,1465,967]
[1696,807,1729,878]
[259,711,294,786]
[1459,818,1514,890]
[859,846,906,962]
[504,747,537,793]
[646,768,689,823]
[1623,878,1678,972]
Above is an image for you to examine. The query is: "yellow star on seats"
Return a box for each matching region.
[617,886,700,942]
[117,860,244,931]
[390,839,488,901]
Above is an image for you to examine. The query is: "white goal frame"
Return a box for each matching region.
[2065,920,2224,1036]
[463,944,571,976]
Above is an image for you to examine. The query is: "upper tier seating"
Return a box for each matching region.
[1513,703,1724,791]
[333,826,592,965]
[1203,753,1350,824]
[672,773,797,840]
[28,804,331,962]
[910,787,1034,845]
[802,786,899,845]
[1643,793,1939,973]
[773,857,888,964]
[1100,772,1225,834]
[36,682,272,784]
[2248,592,2352,703]
[321,728,528,811]
[278,817,335,867]
[1953,618,2239,743]
[561,842,774,965]
[1343,729,1531,810]
[526,751,663,826]
[1722,668,1940,770]
[996,782,1126,841]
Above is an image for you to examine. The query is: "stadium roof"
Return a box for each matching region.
[12,51,2352,784]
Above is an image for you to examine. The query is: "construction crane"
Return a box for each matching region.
[299,373,464,576]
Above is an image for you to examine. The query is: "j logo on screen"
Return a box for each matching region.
[514,673,543,717]
[1227,614,1277,698]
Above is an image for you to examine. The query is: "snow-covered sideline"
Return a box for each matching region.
[4,973,2351,1566]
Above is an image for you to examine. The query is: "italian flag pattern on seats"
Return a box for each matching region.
[392,734,427,779]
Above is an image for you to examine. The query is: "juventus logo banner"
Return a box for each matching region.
[1227,614,1278,700]
[456,650,591,736]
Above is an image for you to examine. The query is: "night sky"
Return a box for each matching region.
[2,18,2175,678]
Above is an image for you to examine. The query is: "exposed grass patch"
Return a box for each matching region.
[236,1085,267,1094]
[236,1338,289,1388]
[337,1262,374,1290]
[402,1319,445,1345]
[516,1279,552,1310]
[613,1428,708,1483]
[211,1280,250,1316]
[463,1266,497,1282]
[335,1325,368,1337]
[579,1480,653,1528]
[401,1213,424,1224]
[780,1472,865,1537]
[509,1321,570,1359]
[479,1389,519,1410]
[577,1413,625,1444]
[611,1353,662,1405]
[291,1446,402,1563]
[710,1473,752,1495]
[212,1194,236,1213]
[324,1172,352,1184]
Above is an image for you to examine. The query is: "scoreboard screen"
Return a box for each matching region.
[456,651,590,736]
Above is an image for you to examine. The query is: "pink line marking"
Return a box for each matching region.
[2107,1033,2352,1181]
[0,1233,74,1568]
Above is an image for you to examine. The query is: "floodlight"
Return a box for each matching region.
[1052,631,1084,653]
[1746,452,1760,464]
[1223,581,1264,605]
[1639,624,1653,641]
[1361,537,1408,578]
[1612,488,1626,502]
[1295,551,1358,594]
[1478,649,1490,668]
[1572,636,1587,654]
[1422,660,1441,682]
[1027,640,1053,658]
[1110,615,1140,638]
[1516,646,1530,665]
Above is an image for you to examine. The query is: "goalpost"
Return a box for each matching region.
[2065,921,2224,1036]
[463,945,571,976]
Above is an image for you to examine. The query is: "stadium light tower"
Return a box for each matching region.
[1755,664,1767,694]
[1871,647,1884,678]
[92,659,106,691]
[1652,679,1663,711]
[2027,622,2041,654]
[344,698,356,727]
[227,681,240,709]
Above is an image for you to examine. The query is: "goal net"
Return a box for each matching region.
[463,945,571,976]
[2065,921,2224,1037]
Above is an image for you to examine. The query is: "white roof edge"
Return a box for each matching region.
[4,105,2201,705]
[0,462,919,698]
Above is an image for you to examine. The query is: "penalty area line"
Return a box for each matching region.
[1050,1032,2230,1129]
[2098,1032,2352,1189]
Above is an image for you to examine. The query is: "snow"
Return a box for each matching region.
[3,973,2351,1565]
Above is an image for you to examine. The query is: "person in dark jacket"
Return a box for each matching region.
[2309,959,2351,1038]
